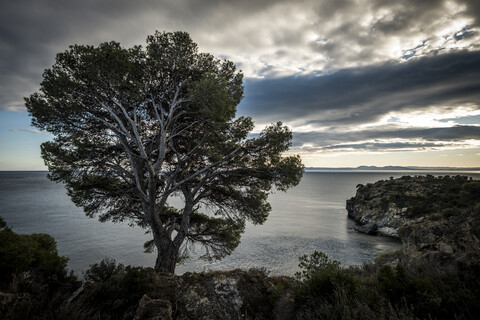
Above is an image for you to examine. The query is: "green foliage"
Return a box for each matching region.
[248,266,270,277]
[295,250,341,282]
[293,250,480,320]
[362,175,480,219]
[0,217,77,291]
[84,258,124,283]
[377,264,480,319]
[188,212,245,262]
[373,249,402,266]
[86,262,153,315]
[460,180,480,203]
[295,264,356,305]
[294,251,358,317]
[377,265,412,302]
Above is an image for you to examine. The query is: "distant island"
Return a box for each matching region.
[305,165,480,171]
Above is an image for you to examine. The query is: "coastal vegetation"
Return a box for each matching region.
[293,250,480,320]
[0,217,79,319]
[0,217,77,291]
[354,175,480,219]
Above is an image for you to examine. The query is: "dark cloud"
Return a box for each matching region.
[291,125,480,148]
[0,0,478,159]
[306,0,476,68]
[323,142,442,151]
[0,0,157,111]
[0,0,293,111]
[2,0,479,107]
[369,0,446,34]
[239,51,480,126]
[458,0,480,26]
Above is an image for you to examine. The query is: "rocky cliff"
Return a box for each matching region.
[346,175,480,237]
[347,174,480,273]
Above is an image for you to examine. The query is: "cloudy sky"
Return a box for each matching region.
[1,0,479,169]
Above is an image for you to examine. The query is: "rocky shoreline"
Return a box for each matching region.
[346,175,479,237]
[347,174,480,269]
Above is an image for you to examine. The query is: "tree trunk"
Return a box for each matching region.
[150,195,191,275]
[154,234,178,275]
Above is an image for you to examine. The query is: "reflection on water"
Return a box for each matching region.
[1,171,478,275]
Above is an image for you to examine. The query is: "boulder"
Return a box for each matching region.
[134,294,172,320]
[176,272,244,320]
[354,222,378,235]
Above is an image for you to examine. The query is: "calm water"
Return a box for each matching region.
[1,171,479,276]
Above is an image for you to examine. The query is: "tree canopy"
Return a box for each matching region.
[26,31,304,273]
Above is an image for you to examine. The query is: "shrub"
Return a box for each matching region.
[0,216,76,290]
[293,250,480,320]
[373,249,402,267]
[63,261,154,319]
[377,264,480,320]
[295,250,340,282]
[294,251,359,318]
[84,258,124,282]
[87,263,152,309]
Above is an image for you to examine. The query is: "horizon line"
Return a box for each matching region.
[1,165,480,172]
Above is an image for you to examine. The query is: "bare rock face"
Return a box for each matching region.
[173,269,288,320]
[176,272,244,320]
[346,178,415,237]
[354,222,378,235]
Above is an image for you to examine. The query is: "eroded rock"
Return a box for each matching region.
[134,294,172,320]
[176,272,245,319]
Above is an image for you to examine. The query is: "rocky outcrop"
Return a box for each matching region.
[346,175,479,238]
[52,268,295,320]
[347,174,480,273]
[134,295,172,320]
[346,179,410,237]
[175,272,245,319]
[398,204,480,272]
[173,270,294,320]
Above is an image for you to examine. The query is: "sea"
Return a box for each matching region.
[1,170,479,276]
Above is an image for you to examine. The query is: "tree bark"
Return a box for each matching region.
[154,234,178,275]
[155,241,178,275]
[155,248,177,275]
